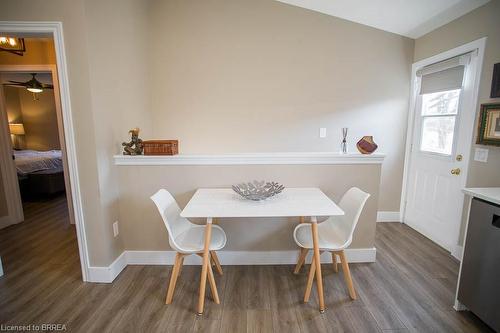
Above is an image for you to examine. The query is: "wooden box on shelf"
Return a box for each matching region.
[143,140,179,155]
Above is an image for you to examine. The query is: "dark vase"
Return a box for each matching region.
[356,136,378,154]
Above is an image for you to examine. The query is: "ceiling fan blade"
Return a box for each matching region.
[41,83,54,89]
[8,80,27,85]
[3,83,26,87]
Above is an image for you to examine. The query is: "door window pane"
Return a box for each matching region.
[422,89,460,115]
[420,116,456,155]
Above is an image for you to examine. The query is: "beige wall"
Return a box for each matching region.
[83,0,152,255]
[149,0,414,212]
[414,0,500,244]
[1,0,414,267]
[0,0,124,266]
[4,86,22,123]
[8,87,61,150]
[118,164,380,251]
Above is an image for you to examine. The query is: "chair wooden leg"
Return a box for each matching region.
[166,252,183,304]
[210,251,223,275]
[303,257,316,303]
[294,248,308,274]
[207,259,220,304]
[178,256,185,276]
[331,252,338,273]
[338,250,356,300]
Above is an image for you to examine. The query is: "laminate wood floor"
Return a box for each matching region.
[0,195,493,332]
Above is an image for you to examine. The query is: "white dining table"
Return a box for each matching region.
[181,187,344,314]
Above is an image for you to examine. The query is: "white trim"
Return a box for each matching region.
[87,252,127,283]
[0,21,91,282]
[451,245,463,261]
[376,211,401,222]
[87,248,376,283]
[400,38,487,243]
[114,152,386,166]
[454,300,467,311]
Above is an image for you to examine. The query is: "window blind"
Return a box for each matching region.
[417,53,472,95]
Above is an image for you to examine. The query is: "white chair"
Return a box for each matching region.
[151,189,227,304]
[293,187,370,301]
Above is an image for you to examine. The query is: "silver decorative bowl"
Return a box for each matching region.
[232,181,285,201]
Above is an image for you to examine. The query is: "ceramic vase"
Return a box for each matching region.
[356,136,378,154]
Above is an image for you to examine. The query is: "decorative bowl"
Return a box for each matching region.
[232,181,285,201]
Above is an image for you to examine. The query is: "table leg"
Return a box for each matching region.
[311,216,325,313]
[294,216,307,274]
[197,217,213,315]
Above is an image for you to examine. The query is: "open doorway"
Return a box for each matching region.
[3,71,67,201]
[0,33,88,281]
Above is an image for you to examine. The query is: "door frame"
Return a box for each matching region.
[0,82,23,227]
[400,37,486,255]
[0,21,90,281]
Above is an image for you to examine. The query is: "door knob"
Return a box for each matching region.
[456,154,463,161]
[451,168,461,175]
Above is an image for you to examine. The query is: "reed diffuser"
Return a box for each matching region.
[341,127,348,154]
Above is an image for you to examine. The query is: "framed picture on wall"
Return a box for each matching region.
[477,103,500,146]
[491,63,500,98]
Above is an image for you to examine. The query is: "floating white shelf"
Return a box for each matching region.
[113,152,385,166]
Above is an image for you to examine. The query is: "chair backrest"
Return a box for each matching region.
[324,187,370,247]
[150,189,190,250]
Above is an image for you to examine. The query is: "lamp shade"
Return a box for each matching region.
[9,123,25,135]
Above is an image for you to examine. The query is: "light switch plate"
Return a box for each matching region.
[474,147,488,162]
[113,221,119,237]
[319,128,327,138]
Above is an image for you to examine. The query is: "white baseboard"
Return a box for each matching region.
[454,299,467,311]
[377,211,401,222]
[451,245,463,261]
[87,248,376,283]
[87,252,127,283]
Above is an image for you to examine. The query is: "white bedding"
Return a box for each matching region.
[14,150,63,175]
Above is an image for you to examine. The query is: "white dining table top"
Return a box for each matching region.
[180,187,344,218]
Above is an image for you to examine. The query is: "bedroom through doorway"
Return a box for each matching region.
[0,36,81,280]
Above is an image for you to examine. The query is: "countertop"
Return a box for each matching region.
[462,187,500,206]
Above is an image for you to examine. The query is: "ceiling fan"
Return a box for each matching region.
[4,73,53,93]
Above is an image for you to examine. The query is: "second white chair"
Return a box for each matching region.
[151,189,227,305]
[293,187,370,302]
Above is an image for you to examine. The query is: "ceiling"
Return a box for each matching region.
[275,0,489,38]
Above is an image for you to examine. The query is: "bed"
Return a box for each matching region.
[14,150,65,197]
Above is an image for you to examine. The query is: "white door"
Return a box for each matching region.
[404,50,480,252]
